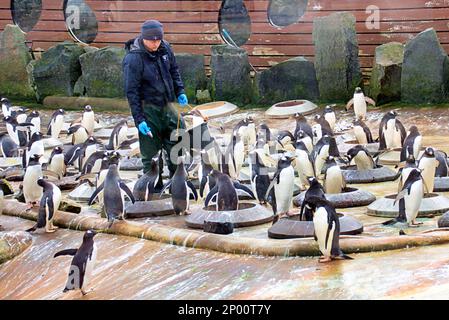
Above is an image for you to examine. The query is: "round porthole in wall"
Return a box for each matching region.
[268,0,308,28]
[218,0,251,47]
[63,0,98,44]
[10,0,42,32]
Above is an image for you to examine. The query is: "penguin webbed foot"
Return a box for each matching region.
[318,256,332,263]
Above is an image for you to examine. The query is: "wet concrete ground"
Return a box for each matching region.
[1,105,449,299]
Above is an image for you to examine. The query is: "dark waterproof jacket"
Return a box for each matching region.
[123,37,185,125]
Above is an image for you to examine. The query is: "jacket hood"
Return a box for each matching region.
[129,37,168,58]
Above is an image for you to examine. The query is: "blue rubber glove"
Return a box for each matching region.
[138,121,153,138]
[177,93,188,106]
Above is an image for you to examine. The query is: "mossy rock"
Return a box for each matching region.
[0,231,32,264]
[175,53,207,103]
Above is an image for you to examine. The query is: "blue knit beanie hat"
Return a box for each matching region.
[141,20,163,40]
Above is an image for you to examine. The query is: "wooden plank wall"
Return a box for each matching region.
[1,0,449,79]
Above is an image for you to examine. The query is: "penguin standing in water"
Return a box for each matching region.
[67,125,89,145]
[346,145,376,170]
[88,162,135,226]
[205,170,255,211]
[46,146,66,178]
[304,196,352,263]
[378,111,406,150]
[106,120,128,150]
[26,110,41,138]
[435,150,449,177]
[226,132,245,180]
[323,156,345,194]
[294,139,315,189]
[312,135,331,177]
[26,178,61,233]
[198,149,215,199]
[353,117,374,145]
[249,152,270,204]
[265,156,296,222]
[47,109,65,139]
[384,169,424,227]
[323,105,337,131]
[345,87,376,120]
[53,230,97,296]
[418,147,437,193]
[22,132,44,168]
[300,177,326,221]
[81,105,97,135]
[160,158,198,215]
[294,113,313,141]
[133,155,161,201]
[23,154,43,209]
[400,126,422,162]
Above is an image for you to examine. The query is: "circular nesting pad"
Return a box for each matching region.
[42,138,63,150]
[293,187,376,209]
[268,214,364,239]
[125,195,175,218]
[192,101,238,119]
[367,193,449,218]
[265,100,318,118]
[54,176,80,191]
[68,182,96,202]
[119,158,143,171]
[341,165,399,184]
[339,140,379,154]
[185,202,273,229]
[433,177,449,192]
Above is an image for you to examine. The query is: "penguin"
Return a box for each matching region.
[252,138,277,168]
[106,120,128,151]
[232,116,255,147]
[133,155,161,201]
[26,110,41,137]
[353,117,374,145]
[418,147,437,193]
[378,111,406,150]
[15,108,28,124]
[67,125,89,145]
[65,137,99,170]
[312,135,331,177]
[81,150,109,175]
[345,87,376,120]
[23,154,43,209]
[323,156,345,194]
[257,123,272,145]
[246,117,257,148]
[323,104,337,131]
[0,132,18,157]
[400,125,422,162]
[265,155,296,221]
[435,150,449,177]
[226,132,245,180]
[383,169,424,227]
[22,132,44,168]
[81,105,96,135]
[205,170,255,211]
[198,149,215,199]
[47,109,65,139]
[26,178,61,233]
[300,177,326,221]
[305,196,352,262]
[249,151,270,204]
[53,229,97,296]
[295,129,313,153]
[46,146,66,178]
[4,115,33,147]
[399,153,417,190]
[1,97,12,117]
[294,113,313,141]
[275,130,295,152]
[160,158,198,215]
[88,162,135,226]
[313,116,339,157]
[346,145,376,170]
[294,139,315,189]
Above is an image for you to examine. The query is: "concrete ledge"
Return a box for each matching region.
[43,96,129,112]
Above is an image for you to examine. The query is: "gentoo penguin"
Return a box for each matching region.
[378,111,406,150]
[400,126,422,162]
[346,145,376,170]
[265,155,296,221]
[399,153,417,190]
[294,139,315,189]
[81,105,96,135]
[418,147,437,193]
[0,132,18,157]
[257,123,272,145]
[53,230,97,295]
[345,87,376,120]
[312,135,331,177]
[323,156,345,194]
[249,151,270,204]
[65,136,99,170]
[1,97,12,117]
[294,113,313,140]
[305,196,352,262]
[226,132,245,180]
[88,162,135,226]
[133,155,161,201]
[435,150,449,177]
[198,149,215,198]
[81,151,108,175]
[22,132,44,168]
[232,116,255,147]
[106,120,128,151]
[384,169,424,227]
[15,108,28,124]
[296,129,313,153]
[160,158,198,215]
[67,125,89,145]
[205,170,255,211]
[46,146,66,178]
[246,117,257,147]
[323,105,337,131]
[353,117,374,145]
[26,178,61,233]
[26,110,41,137]
[313,116,339,157]
[47,109,65,139]
[23,154,43,209]
[276,130,295,152]
[252,138,276,168]
[4,115,33,147]
[300,177,326,221]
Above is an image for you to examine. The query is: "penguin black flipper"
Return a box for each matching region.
[65,147,82,166]
[35,193,53,229]
[199,176,208,198]
[205,185,218,207]
[186,180,198,201]
[119,181,135,203]
[233,181,255,199]
[264,169,281,201]
[88,182,104,205]
[54,249,78,258]
[160,180,172,195]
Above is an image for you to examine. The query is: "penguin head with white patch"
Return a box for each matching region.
[278,155,295,169]
[346,145,365,162]
[84,105,93,112]
[307,176,320,187]
[294,113,306,122]
[28,154,42,166]
[67,125,84,136]
[3,115,17,125]
[29,110,39,118]
[408,125,419,135]
[324,105,335,114]
[56,108,65,115]
[246,116,254,124]
[324,156,337,166]
[53,146,63,155]
[386,110,398,120]
[84,136,98,146]
[84,229,97,241]
[296,129,306,139]
[108,151,121,165]
[355,87,363,94]
[29,131,43,143]
[424,147,435,157]
[37,177,47,188]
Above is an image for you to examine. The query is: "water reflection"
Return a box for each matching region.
[268,0,308,28]
[63,0,98,44]
[11,0,42,32]
[218,0,251,47]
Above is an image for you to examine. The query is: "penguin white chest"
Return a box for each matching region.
[354,93,367,119]
[23,166,43,203]
[325,166,343,194]
[83,243,97,289]
[325,113,336,131]
[274,166,295,214]
[385,120,401,149]
[82,113,95,134]
[401,167,414,188]
[74,129,88,145]
[52,115,64,139]
[295,150,314,179]
[315,145,330,176]
[234,140,245,175]
[313,207,335,257]
[418,157,436,192]
[353,125,368,145]
[49,154,66,176]
[404,180,423,223]
[312,124,322,145]
[354,152,374,170]
[412,136,422,159]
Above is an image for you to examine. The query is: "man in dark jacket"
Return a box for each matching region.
[123,20,187,175]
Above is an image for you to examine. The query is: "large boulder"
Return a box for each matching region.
[175,53,207,103]
[369,42,404,105]
[313,12,363,102]
[255,56,319,104]
[0,231,32,264]
[28,41,85,102]
[210,44,253,105]
[401,28,449,104]
[0,24,34,98]
[75,46,126,98]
